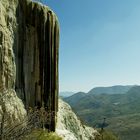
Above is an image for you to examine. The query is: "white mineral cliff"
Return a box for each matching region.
[56,99,98,140]
[0,0,59,131]
[0,0,26,125]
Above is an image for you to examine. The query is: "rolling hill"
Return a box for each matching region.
[59,91,75,97]
[87,85,134,95]
[64,92,86,106]
[64,85,140,140]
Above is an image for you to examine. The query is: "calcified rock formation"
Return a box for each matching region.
[0,0,59,131]
[56,99,98,140]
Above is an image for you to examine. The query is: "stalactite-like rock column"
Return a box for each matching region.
[15,0,59,131]
[0,0,59,131]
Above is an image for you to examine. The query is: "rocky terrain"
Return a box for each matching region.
[56,99,98,140]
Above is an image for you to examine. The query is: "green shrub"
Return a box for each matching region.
[23,129,62,140]
[95,130,119,140]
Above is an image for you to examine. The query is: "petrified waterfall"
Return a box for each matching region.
[0,0,59,131]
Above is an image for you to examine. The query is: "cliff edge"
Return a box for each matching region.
[56,99,98,140]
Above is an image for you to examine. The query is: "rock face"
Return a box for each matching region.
[0,0,59,131]
[56,99,98,140]
[0,89,26,125]
[0,0,17,91]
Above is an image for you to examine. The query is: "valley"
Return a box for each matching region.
[64,85,140,140]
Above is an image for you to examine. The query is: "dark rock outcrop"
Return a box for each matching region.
[0,0,59,131]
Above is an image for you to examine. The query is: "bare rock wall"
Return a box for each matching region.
[0,0,59,131]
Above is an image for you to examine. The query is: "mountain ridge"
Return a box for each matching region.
[87,85,135,95]
[64,85,140,140]
[64,92,86,106]
[59,91,75,97]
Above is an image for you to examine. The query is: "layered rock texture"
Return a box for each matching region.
[0,0,59,131]
[56,99,98,140]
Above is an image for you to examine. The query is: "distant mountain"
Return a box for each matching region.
[64,85,140,140]
[59,91,75,97]
[87,85,134,95]
[127,85,140,95]
[64,92,86,106]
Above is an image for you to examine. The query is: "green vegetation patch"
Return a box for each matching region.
[64,86,140,140]
[95,130,119,140]
[23,129,62,140]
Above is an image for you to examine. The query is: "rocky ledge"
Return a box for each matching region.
[56,99,98,140]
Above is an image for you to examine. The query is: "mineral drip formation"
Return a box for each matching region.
[0,0,59,131]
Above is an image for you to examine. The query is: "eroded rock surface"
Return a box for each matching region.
[0,89,26,124]
[56,99,98,140]
[0,0,17,91]
[0,0,59,131]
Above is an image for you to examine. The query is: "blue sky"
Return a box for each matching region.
[42,0,140,92]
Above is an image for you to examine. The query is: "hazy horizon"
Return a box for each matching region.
[42,0,140,92]
[60,84,140,93]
